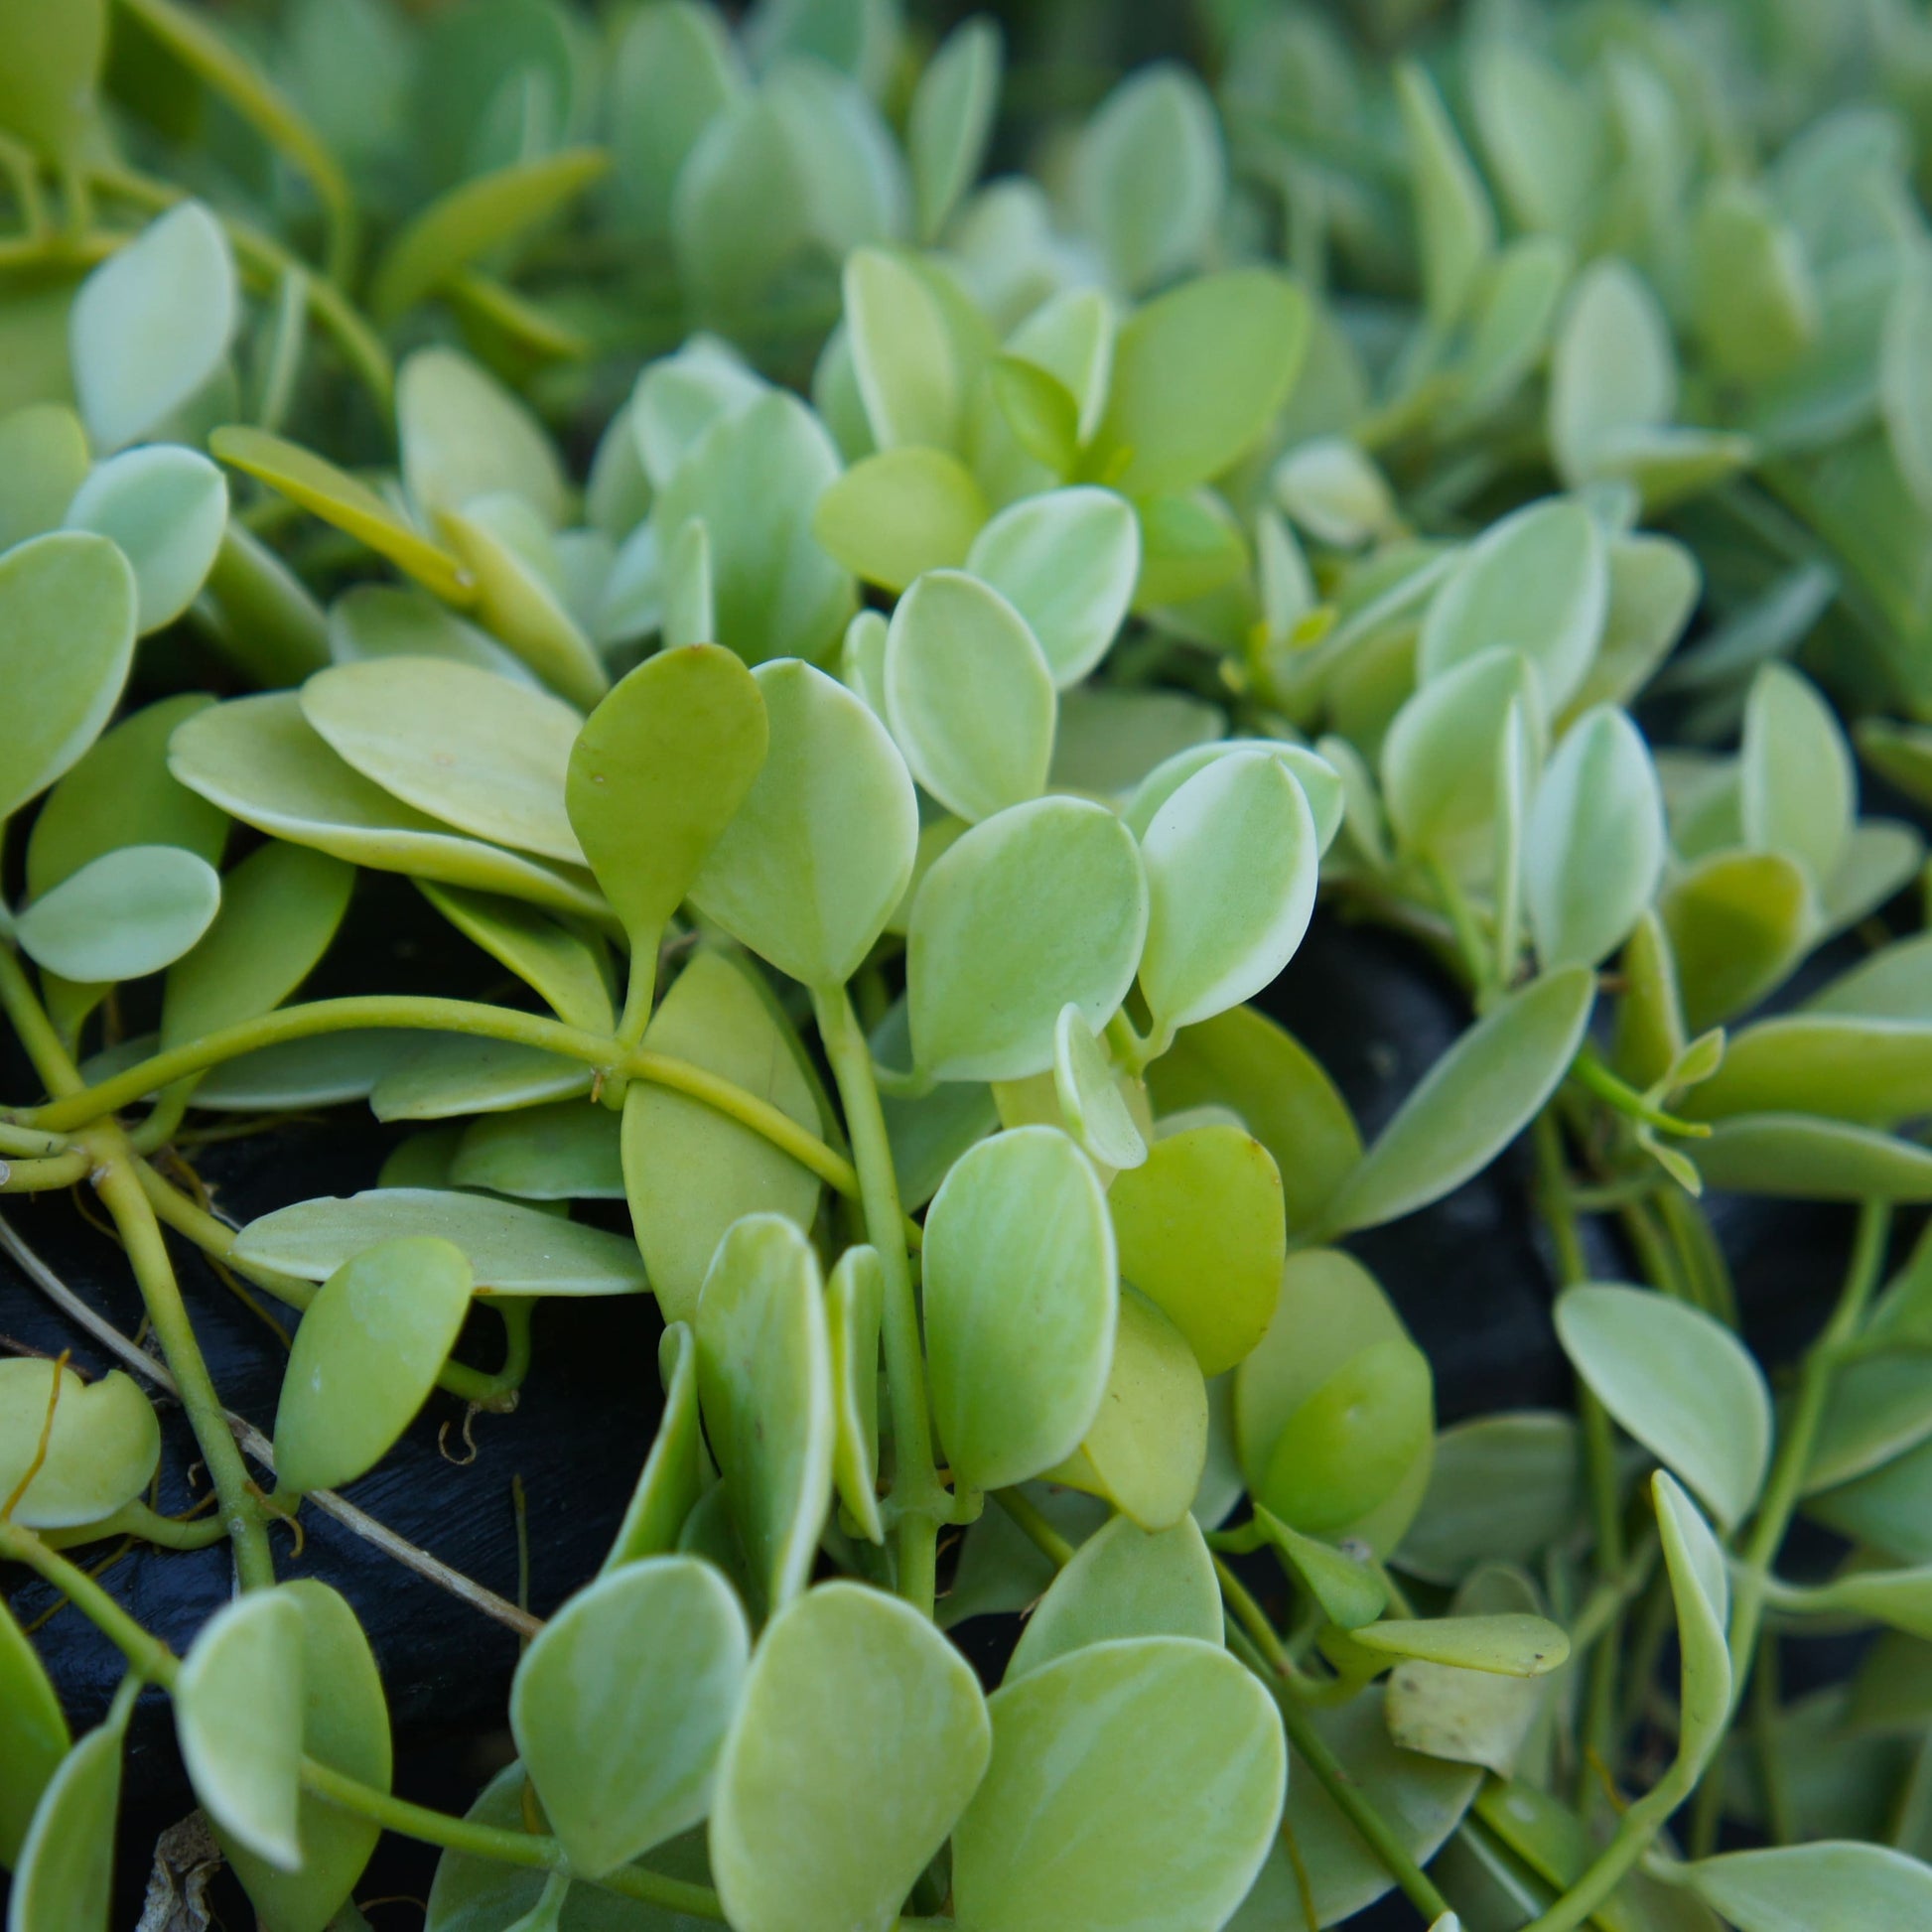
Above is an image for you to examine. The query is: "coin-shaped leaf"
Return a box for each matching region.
[235,1189,647,1296]
[689,659,916,988]
[328,585,533,682]
[175,1592,305,1872]
[923,1126,1117,1492]
[826,1245,885,1545]
[0,404,88,551]
[0,530,139,822]
[15,844,219,985]
[1086,270,1308,498]
[223,1583,391,1932]
[162,842,353,1050]
[812,446,986,592]
[1322,966,1595,1234]
[694,1214,835,1615]
[1660,849,1812,1033]
[7,1679,132,1932]
[1740,661,1856,888]
[69,202,236,451]
[623,948,824,1322]
[1007,1512,1220,1683]
[1137,749,1317,1035]
[512,1557,750,1877]
[844,246,961,451]
[273,1236,475,1494]
[1549,257,1675,486]
[1052,1004,1147,1172]
[0,1359,159,1532]
[1108,1123,1285,1376]
[567,644,767,960]
[1419,499,1607,716]
[397,345,569,528]
[209,426,474,606]
[417,883,614,1032]
[712,1582,990,1932]
[1124,740,1343,854]
[371,1035,590,1121]
[302,657,585,866]
[885,569,1055,823]
[0,1597,69,1869]
[1689,1842,1932,1932]
[952,1635,1285,1932]
[169,694,605,919]
[1394,1413,1583,1587]
[965,487,1140,688]
[65,444,227,635]
[909,17,1000,241]
[907,796,1148,1081]
[452,1100,623,1200]
[1524,706,1665,969]
[604,1326,709,1572]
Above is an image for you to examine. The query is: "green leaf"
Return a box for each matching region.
[175,1591,306,1872]
[1397,62,1496,332]
[1235,1249,1434,1550]
[170,694,607,921]
[1549,255,1674,482]
[371,1035,590,1122]
[0,530,138,821]
[1046,1285,1208,1532]
[1087,271,1310,499]
[1072,65,1225,295]
[1686,1016,1932,1128]
[843,246,961,451]
[694,1213,834,1614]
[908,796,1148,1082]
[1810,930,1932,1023]
[1228,1689,1479,1932]
[0,403,89,551]
[1881,259,1932,521]
[964,487,1139,688]
[713,1581,989,1932]
[623,949,824,1323]
[1324,966,1595,1234]
[70,203,236,451]
[672,96,813,315]
[605,1325,709,1571]
[0,1596,69,1870]
[453,1100,623,1200]
[0,0,105,160]
[1052,1004,1146,1173]
[1687,1843,1932,1932]
[953,1636,1285,1932]
[369,147,610,324]
[1525,707,1665,969]
[1809,1435,1932,1566]
[1692,181,1818,385]
[512,1557,749,1876]
[195,523,332,687]
[0,1358,158,1531]
[1660,849,1812,1034]
[1350,1613,1570,1678]
[1805,1351,1932,1494]
[909,18,1001,242]
[1395,1413,1583,1587]
[235,1188,648,1297]
[567,644,767,958]
[25,694,225,899]
[65,444,227,635]
[15,845,220,984]
[162,842,354,1049]
[1050,684,1224,795]
[812,446,987,590]
[609,1,741,238]
[825,1245,885,1543]
[1740,663,1855,889]
[1252,1510,1387,1629]
[1137,748,1317,1033]
[1556,1283,1770,1530]
[7,1679,132,1932]
[923,1125,1116,1492]
[273,1236,474,1493]
[417,884,614,1032]
[1108,1123,1285,1375]
[224,1582,391,1932]
[986,355,1079,477]
[1007,1513,1220,1682]
[884,569,1054,822]
[1007,286,1114,445]
[1147,1006,1359,1234]
[689,658,916,988]
[1381,645,1540,872]
[399,345,570,529]
[1653,1471,1732,1775]
[1692,1114,1932,1202]
[1419,499,1607,715]
[1469,42,1597,239]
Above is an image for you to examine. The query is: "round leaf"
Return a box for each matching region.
[1689,1843,1932,1932]
[923,1125,1117,1492]
[952,1635,1285,1932]
[0,1359,159,1531]
[1052,1004,1147,1173]
[712,1582,990,1932]
[843,246,960,451]
[812,446,987,591]
[512,1557,750,1877]
[14,845,219,984]
[273,1236,475,1494]
[885,569,1054,824]
[1740,662,1856,888]
[65,444,227,634]
[398,345,569,528]
[907,796,1148,1082]
[908,18,1001,242]
[689,659,917,989]
[7,1684,131,1932]
[1395,1413,1583,1587]
[1660,849,1812,1034]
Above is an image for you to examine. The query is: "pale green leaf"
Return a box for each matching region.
[15,845,219,984]
[65,444,227,634]
[0,1359,159,1531]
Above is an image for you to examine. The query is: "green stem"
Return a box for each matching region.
[1224,1619,1451,1923]
[0,1150,91,1190]
[813,983,942,1620]
[0,947,83,1098]
[1520,1756,1703,1932]
[1570,1049,1711,1140]
[90,1129,277,1590]
[0,1517,182,1687]
[0,1120,69,1158]
[992,1486,1074,1568]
